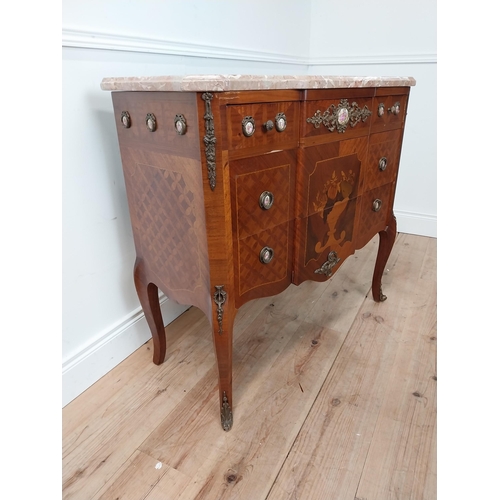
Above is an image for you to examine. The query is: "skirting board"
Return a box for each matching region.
[62,297,189,407]
[395,209,437,238]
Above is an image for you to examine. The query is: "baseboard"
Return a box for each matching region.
[62,296,189,407]
[394,209,437,238]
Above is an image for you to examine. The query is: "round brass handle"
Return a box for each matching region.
[379,157,388,171]
[259,191,274,210]
[372,199,382,212]
[121,111,131,128]
[275,112,287,132]
[174,114,187,135]
[146,113,157,132]
[263,120,274,131]
[259,246,274,264]
[388,102,401,115]
[377,103,385,117]
[242,116,256,137]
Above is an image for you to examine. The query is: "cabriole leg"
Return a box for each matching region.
[372,213,397,302]
[134,259,166,365]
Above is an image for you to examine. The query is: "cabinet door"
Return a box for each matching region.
[293,137,368,285]
[230,150,296,308]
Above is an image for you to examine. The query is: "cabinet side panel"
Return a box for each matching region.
[111,92,211,318]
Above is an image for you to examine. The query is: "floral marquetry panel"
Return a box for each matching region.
[293,137,368,284]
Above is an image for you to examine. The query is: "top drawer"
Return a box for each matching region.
[371,88,409,133]
[302,95,373,143]
[227,101,300,152]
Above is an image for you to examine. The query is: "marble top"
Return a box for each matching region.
[100,74,416,92]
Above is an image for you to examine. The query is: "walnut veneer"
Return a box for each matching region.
[107,79,413,431]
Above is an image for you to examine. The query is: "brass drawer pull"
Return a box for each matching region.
[314,251,341,277]
[146,113,157,132]
[121,111,131,128]
[259,246,274,264]
[379,157,388,171]
[372,199,382,212]
[275,112,287,132]
[174,114,187,135]
[242,116,256,137]
[388,102,401,115]
[306,99,371,133]
[259,191,274,210]
[263,120,274,131]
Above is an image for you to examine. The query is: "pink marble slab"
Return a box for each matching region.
[100,74,416,92]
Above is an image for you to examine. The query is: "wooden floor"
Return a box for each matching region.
[62,233,436,500]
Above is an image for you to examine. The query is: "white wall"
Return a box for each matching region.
[309,0,436,60]
[62,0,436,406]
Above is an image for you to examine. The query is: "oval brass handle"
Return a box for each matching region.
[377,103,385,117]
[242,116,256,137]
[388,102,401,115]
[146,113,157,132]
[275,112,287,132]
[372,199,382,212]
[263,120,274,132]
[379,157,388,171]
[259,246,274,264]
[174,114,187,135]
[121,111,131,128]
[259,191,274,210]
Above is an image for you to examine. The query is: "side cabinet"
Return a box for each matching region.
[108,83,412,431]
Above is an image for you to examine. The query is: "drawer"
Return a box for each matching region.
[355,183,395,249]
[362,129,402,193]
[302,96,373,143]
[227,101,299,152]
[112,91,199,157]
[234,221,293,304]
[230,150,296,239]
[371,91,408,133]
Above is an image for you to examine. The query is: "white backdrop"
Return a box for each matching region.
[62,0,436,405]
